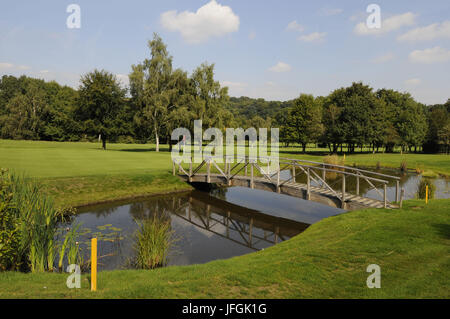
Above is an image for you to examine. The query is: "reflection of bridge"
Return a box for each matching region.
[170,191,309,250]
[173,155,402,210]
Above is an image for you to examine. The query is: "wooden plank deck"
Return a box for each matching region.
[182,173,398,210]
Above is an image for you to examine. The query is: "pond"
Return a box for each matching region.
[60,170,448,271]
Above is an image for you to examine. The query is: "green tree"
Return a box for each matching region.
[74,69,126,149]
[289,94,324,153]
[129,33,173,151]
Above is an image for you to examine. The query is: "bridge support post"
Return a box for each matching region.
[395,180,400,202]
[384,184,387,208]
[250,163,254,189]
[292,165,295,183]
[322,164,326,187]
[356,175,360,195]
[207,160,211,183]
[306,167,310,200]
[341,174,346,208]
[189,161,192,183]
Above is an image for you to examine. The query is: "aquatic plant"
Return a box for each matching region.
[132,214,175,269]
[0,169,81,273]
[417,178,436,200]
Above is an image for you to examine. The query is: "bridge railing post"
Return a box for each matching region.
[384,184,387,208]
[342,174,346,205]
[306,167,310,200]
[189,159,192,183]
[356,175,360,195]
[250,161,254,189]
[207,158,211,183]
[396,180,400,202]
[322,164,326,188]
[172,160,175,176]
[292,164,295,183]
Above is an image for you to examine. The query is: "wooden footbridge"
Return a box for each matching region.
[172,155,403,210]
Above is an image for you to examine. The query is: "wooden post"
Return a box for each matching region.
[322,164,326,188]
[425,185,428,204]
[341,174,346,204]
[250,163,254,189]
[292,165,295,183]
[207,159,211,183]
[276,163,280,193]
[356,176,360,196]
[91,238,97,292]
[306,167,310,200]
[384,184,387,208]
[244,158,248,176]
[399,188,405,208]
[395,180,400,202]
[189,161,192,183]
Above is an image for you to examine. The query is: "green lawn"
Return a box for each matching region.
[0,139,448,208]
[0,199,448,298]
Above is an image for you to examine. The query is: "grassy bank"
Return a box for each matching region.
[0,199,448,298]
[0,140,448,208]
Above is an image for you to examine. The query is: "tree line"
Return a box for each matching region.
[0,34,448,153]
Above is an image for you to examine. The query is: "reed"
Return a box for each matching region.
[0,169,81,273]
[132,214,175,269]
[417,178,436,200]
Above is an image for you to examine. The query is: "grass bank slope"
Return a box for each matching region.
[1,199,448,298]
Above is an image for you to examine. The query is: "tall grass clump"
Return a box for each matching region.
[400,160,407,173]
[132,214,175,269]
[417,178,436,200]
[0,169,80,272]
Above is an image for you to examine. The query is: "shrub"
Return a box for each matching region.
[417,178,436,200]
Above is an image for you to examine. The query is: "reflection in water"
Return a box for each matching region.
[65,189,329,271]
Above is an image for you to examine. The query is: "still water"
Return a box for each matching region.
[61,171,448,271]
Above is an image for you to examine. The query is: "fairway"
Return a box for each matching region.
[0,139,173,178]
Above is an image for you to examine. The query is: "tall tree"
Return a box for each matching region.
[74,69,126,149]
[289,94,324,153]
[191,62,230,129]
[129,33,173,151]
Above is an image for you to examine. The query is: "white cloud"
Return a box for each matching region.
[319,8,343,16]
[17,65,30,70]
[268,62,292,73]
[221,81,247,89]
[116,74,129,87]
[298,32,327,42]
[39,70,50,74]
[354,12,417,36]
[372,52,395,63]
[398,20,450,42]
[160,0,239,44]
[409,46,450,64]
[286,20,304,32]
[405,78,421,86]
[0,62,14,69]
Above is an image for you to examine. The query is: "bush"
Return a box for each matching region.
[417,178,436,200]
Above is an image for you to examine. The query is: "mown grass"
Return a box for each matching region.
[0,199,448,298]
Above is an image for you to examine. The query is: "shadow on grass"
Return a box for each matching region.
[116,148,172,153]
[432,223,450,240]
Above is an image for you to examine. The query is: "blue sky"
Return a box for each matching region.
[1,0,449,104]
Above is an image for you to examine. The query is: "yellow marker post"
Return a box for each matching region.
[91,237,97,291]
[425,185,428,204]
